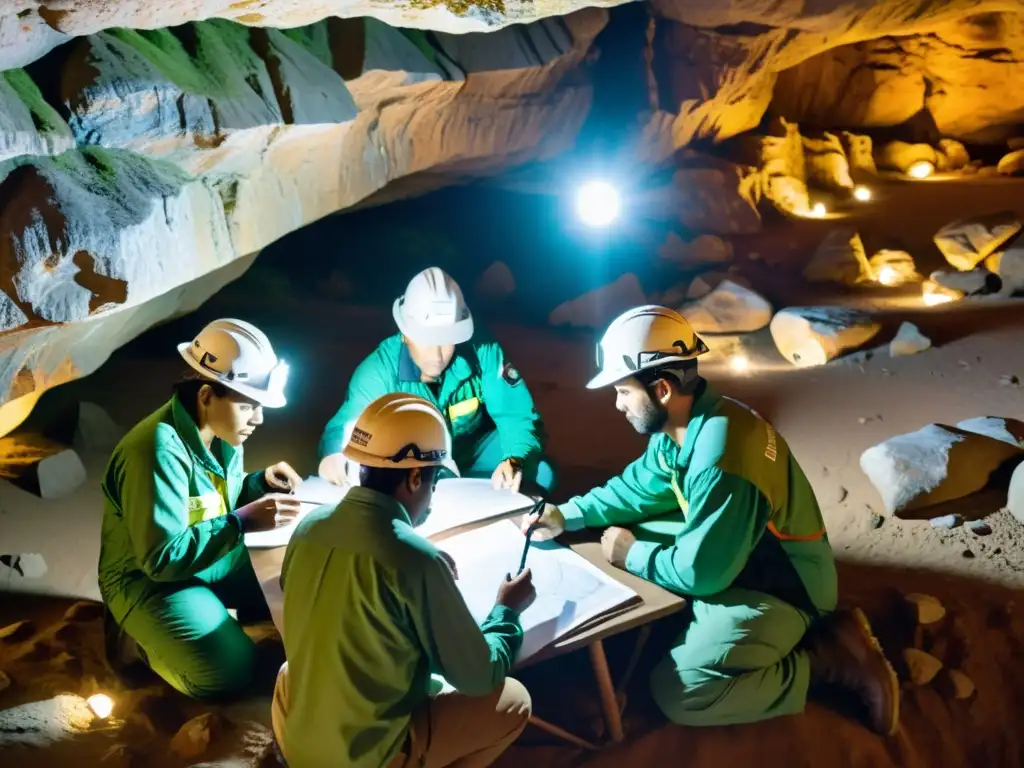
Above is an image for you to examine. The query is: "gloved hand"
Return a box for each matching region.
[521,503,564,541]
[234,494,302,533]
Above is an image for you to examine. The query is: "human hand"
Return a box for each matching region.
[491,458,523,493]
[601,526,637,569]
[495,568,535,614]
[234,494,303,533]
[318,454,350,487]
[521,503,564,541]
[265,461,301,492]
[438,550,458,581]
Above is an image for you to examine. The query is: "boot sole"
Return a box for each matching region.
[851,607,901,736]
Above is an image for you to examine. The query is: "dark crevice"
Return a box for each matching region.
[248,28,294,125]
[326,17,366,82]
[21,37,81,123]
[71,250,128,313]
[705,22,777,37]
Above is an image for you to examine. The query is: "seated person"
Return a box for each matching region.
[318,266,555,494]
[98,319,301,699]
[526,305,900,736]
[272,392,536,767]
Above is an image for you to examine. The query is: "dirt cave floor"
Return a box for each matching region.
[3,278,1024,765]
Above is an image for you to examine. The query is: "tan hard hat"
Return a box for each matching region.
[588,305,709,389]
[177,319,288,407]
[342,393,457,475]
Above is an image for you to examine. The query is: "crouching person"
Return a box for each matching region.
[272,392,535,767]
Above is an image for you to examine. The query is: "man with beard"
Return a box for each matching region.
[524,305,900,736]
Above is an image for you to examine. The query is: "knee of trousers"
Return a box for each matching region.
[500,677,533,724]
[165,631,257,700]
[648,658,735,727]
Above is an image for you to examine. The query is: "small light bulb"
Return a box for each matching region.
[921,280,958,306]
[87,693,114,719]
[810,202,827,218]
[876,266,899,286]
[729,354,751,373]
[907,161,934,179]
[922,291,955,306]
[853,185,871,201]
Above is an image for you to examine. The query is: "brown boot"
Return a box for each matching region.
[807,607,900,736]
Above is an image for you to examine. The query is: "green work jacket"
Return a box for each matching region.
[561,383,837,614]
[318,333,545,471]
[98,394,269,613]
[277,486,522,768]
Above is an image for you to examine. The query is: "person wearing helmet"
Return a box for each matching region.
[318,267,554,494]
[524,305,900,736]
[272,393,536,768]
[97,319,302,700]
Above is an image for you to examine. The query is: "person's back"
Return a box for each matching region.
[273,392,536,768]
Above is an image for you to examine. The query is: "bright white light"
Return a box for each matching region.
[907,161,934,179]
[575,180,621,228]
[876,266,899,286]
[853,185,871,201]
[729,354,751,373]
[810,202,827,218]
[87,694,113,719]
[921,280,958,306]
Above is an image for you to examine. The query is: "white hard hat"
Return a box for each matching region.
[587,305,709,389]
[393,267,474,346]
[343,393,457,475]
[177,319,289,408]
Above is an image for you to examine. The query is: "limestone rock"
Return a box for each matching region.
[803,133,853,190]
[0,438,87,500]
[648,282,691,308]
[685,272,751,301]
[903,648,943,685]
[860,424,1024,517]
[991,232,1024,295]
[803,230,870,285]
[937,139,970,172]
[889,322,931,357]
[670,166,762,235]
[548,274,647,329]
[0,70,74,163]
[930,268,996,296]
[658,233,733,266]
[0,620,35,643]
[869,250,919,286]
[930,513,961,529]
[934,212,1022,271]
[875,142,937,174]
[840,132,877,179]
[1009,462,1024,526]
[0,553,48,582]
[770,307,881,368]
[956,417,1024,448]
[72,402,124,455]
[997,149,1024,176]
[947,669,975,700]
[473,261,515,302]
[905,593,946,625]
[679,280,772,334]
[171,712,228,760]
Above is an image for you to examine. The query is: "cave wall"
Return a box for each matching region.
[0,10,606,434]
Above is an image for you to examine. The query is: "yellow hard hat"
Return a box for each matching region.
[342,393,457,475]
[588,305,709,389]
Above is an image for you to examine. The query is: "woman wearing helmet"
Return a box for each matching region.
[97,319,302,700]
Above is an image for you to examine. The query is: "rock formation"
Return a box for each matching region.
[0,11,605,435]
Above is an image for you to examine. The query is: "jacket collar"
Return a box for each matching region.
[344,485,413,527]
[169,393,232,477]
[675,379,721,467]
[396,338,474,385]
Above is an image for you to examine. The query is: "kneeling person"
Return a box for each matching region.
[318,267,554,494]
[526,306,900,736]
[273,392,536,768]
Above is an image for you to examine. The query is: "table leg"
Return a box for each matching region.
[528,715,599,750]
[615,623,652,712]
[589,640,624,743]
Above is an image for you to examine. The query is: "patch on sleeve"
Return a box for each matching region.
[500,361,522,387]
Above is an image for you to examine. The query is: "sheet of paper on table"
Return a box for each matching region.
[440,520,640,664]
[250,478,541,634]
[245,476,535,549]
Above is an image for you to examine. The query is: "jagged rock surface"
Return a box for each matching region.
[0,12,605,433]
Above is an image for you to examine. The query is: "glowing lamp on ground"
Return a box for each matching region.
[921,280,960,306]
[575,180,621,228]
[906,161,934,179]
[853,185,872,202]
[729,354,751,374]
[809,202,827,218]
[876,266,899,286]
[87,693,114,719]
